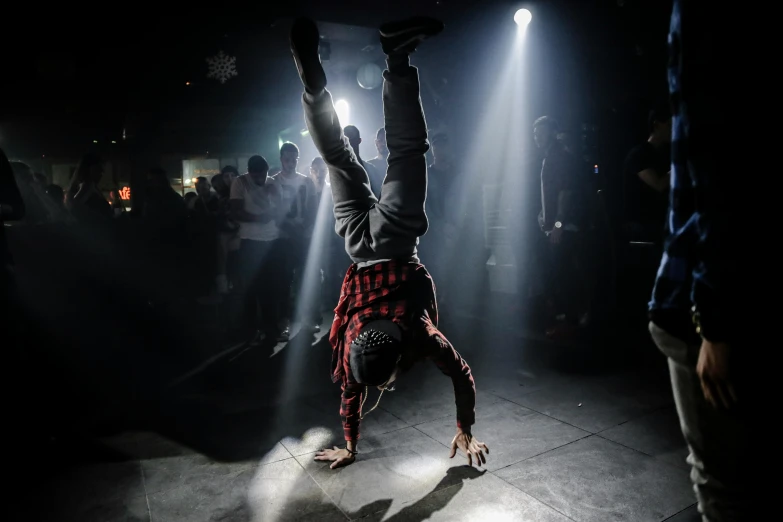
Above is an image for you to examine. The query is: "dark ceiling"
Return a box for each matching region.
[0,0,672,156]
[1,0,670,104]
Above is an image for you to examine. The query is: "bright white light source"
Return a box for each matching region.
[514,8,532,26]
[335,99,350,125]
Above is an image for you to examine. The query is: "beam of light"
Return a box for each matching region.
[514,8,532,26]
[335,99,350,126]
[279,186,336,404]
[250,427,335,521]
[436,12,531,314]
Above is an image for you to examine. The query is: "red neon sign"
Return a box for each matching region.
[119,186,131,200]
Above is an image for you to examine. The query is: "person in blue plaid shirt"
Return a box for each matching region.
[648,1,747,520]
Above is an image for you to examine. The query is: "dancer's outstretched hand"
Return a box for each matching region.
[450,430,489,467]
[314,446,356,469]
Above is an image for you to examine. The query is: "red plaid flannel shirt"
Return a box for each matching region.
[329,260,476,442]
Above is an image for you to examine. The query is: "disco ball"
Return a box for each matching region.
[357,62,383,89]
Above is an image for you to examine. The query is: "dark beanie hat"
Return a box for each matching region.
[349,320,402,386]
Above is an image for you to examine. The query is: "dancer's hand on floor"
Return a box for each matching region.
[314,446,356,469]
[450,430,489,467]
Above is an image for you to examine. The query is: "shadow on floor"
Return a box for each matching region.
[274,466,488,522]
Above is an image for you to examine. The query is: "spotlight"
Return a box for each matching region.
[335,99,350,125]
[514,8,532,26]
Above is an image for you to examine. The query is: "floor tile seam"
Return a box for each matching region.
[404,396,539,443]
[256,438,295,463]
[276,442,296,461]
[409,400,596,467]
[485,386,549,401]
[487,432,595,474]
[408,426,519,486]
[368,423,415,439]
[259,453,296,466]
[592,435,690,472]
[141,463,261,500]
[406,422,584,474]
[593,433,684,464]
[590,402,678,436]
[661,503,698,521]
[593,432,660,459]
[488,470,580,522]
[377,405,412,425]
[282,423,413,459]
[410,425,453,452]
[409,412,453,426]
[138,460,153,522]
[400,394,547,428]
[480,393,546,413]
[279,438,310,459]
[484,396,599,433]
[139,455,267,471]
[292,454,352,521]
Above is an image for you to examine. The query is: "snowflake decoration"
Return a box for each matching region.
[206,51,238,84]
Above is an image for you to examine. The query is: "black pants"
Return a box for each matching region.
[302,66,428,262]
[543,231,588,323]
[240,239,286,334]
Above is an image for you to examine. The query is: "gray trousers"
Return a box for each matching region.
[649,322,748,522]
[301,67,429,264]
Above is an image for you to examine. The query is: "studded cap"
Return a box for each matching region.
[349,322,402,386]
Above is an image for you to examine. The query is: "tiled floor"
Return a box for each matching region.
[33,317,703,522]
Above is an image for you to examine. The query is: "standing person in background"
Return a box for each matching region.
[367,127,389,180]
[212,172,240,294]
[220,165,239,188]
[533,116,590,338]
[622,101,671,244]
[231,155,288,343]
[271,142,319,334]
[189,176,219,300]
[65,153,112,223]
[344,125,383,199]
[189,176,218,214]
[108,189,126,217]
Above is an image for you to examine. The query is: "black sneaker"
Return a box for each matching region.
[290,17,326,94]
[379,17,444,55]
[303,323,321,334]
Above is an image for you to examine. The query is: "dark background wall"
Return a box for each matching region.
[0,0,671,167]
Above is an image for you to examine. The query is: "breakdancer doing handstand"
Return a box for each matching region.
[290,16,489,469]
